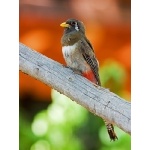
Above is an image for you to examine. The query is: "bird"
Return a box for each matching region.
[60,18,118,141]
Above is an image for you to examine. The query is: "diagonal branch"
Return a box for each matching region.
[19,42,131,135]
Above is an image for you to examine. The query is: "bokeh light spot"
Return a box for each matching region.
[30,140,50,150]
[32,118,48,136]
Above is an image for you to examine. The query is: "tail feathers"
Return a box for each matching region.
[105,121,118,141]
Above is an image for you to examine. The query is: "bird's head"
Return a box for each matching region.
[60,18,85,34]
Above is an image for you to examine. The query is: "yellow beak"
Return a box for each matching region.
[60,22,70,28]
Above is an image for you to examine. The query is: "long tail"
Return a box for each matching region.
[104,120,118,141]
[81,70,118,141]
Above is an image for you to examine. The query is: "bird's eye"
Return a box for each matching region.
[71,22,76,25]
[70,21,79,31]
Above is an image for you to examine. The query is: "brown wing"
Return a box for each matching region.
[79,37,101,86]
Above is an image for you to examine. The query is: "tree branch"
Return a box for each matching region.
[19,42,131,135]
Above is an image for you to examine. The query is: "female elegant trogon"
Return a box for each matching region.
[60,18,118,141]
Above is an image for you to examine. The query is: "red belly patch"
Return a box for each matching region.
[82,70,97,84]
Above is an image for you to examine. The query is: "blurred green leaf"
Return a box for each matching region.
[100,59,127,95]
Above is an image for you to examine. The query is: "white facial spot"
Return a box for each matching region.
[75,22,79,31]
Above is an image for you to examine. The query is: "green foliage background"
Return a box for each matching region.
[19,59,131,150]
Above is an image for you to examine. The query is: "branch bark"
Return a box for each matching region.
[19,42,131,135]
